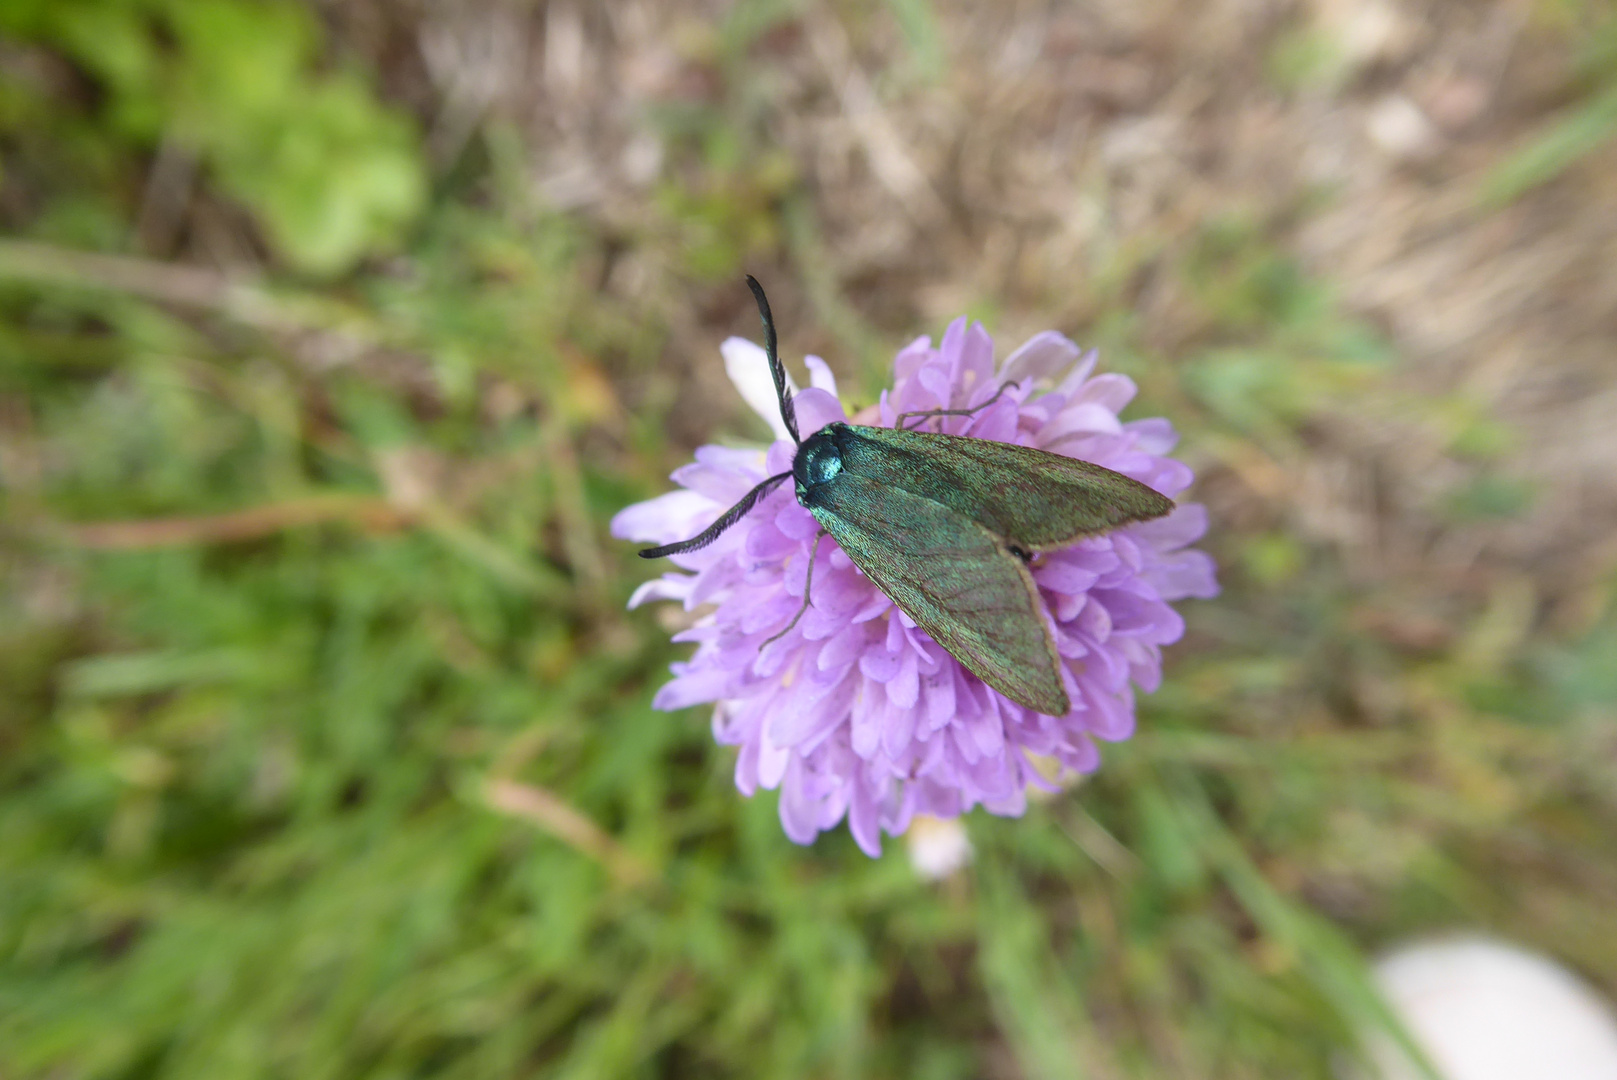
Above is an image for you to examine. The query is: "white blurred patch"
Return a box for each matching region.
[375,446,444,510]
[1367,95,1437,161]
[1365,937,1617,1080]
[906,815,973,881]
[620,132,663,187]
[1330,0,1412,69]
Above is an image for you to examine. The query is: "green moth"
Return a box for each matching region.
[640,278,1173,716]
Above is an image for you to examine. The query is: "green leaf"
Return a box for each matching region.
[1482,83,1617,204]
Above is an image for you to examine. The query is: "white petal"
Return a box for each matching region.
[1055,349,1102,396]
[627,573,695,609]
[610,489,713,542]
[803,354,839,397]
[756,722,790,789]
[1072,372,1137,412]
[1000,331,1081,386]
[721,336,799,443]
[1130,503,1209,549]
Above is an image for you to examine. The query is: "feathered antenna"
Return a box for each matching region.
[639,278,797,558]
[746,274,799,445]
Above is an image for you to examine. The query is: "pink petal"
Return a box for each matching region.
[792,387,847,436]
[734,736,760,795]
[819,622,873,671]
[778,761,823,844]
[1123,416,1179,455]
[671,460,761,505]
[722,336,797,442]
[1035,557,1101,596]
[883,686,918,759]
[693,443,771,473]
[1054,349,1101,396]
[917,364,953,409]
[745,522,798,560]
[887,646,920,708]
[611,489,714,542]
[1059,734,1102,774]
[1145,549,1221,600]
[892,336,933,386]
[851,592,892,623]
[775,503,819,541]
[860,647,900,683]
[1072,372,1138,412]
[1042,402,1124,445]
[1000,330,1083,386]
[652,666,732,711]
[1131,503,1209,550]
[851,682,883,758]
[804,354,839,396]
[970,709,1005,759]
[923,669,963,731]
[757,725,790,789]
[848,777,883,857]
[958,322,996,394]
[627,573,694,610]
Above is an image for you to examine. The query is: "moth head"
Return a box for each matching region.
[793,426,843,504]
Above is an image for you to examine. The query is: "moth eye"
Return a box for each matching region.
[808,446,847,485]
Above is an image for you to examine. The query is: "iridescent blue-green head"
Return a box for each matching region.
[792,425,845,506]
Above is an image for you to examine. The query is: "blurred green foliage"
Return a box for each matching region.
[1,0,424,273]
[1484,0,1617,202]
[2,3,1615,1079]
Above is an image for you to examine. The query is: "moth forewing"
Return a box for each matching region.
[835,424,1173,551]
[805,472,1071,716]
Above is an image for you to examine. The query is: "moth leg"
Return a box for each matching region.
[760,529,828,650]
[896,379,1022,431]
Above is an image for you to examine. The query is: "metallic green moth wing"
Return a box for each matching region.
[836,425,1173,551]
[795,422,1175,715]
[807,471,1070,716]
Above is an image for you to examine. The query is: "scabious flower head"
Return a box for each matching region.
[612,318,1217,856]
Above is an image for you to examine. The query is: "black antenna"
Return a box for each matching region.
[639,277,801,559]
[746,275,799,445]
[639,471,793,558]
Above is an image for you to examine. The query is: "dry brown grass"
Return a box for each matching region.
[369,0,1617,631]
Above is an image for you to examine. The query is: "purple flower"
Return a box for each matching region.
[612,318,1218,856]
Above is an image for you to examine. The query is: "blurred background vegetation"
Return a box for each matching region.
[2,1,1615,1077]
